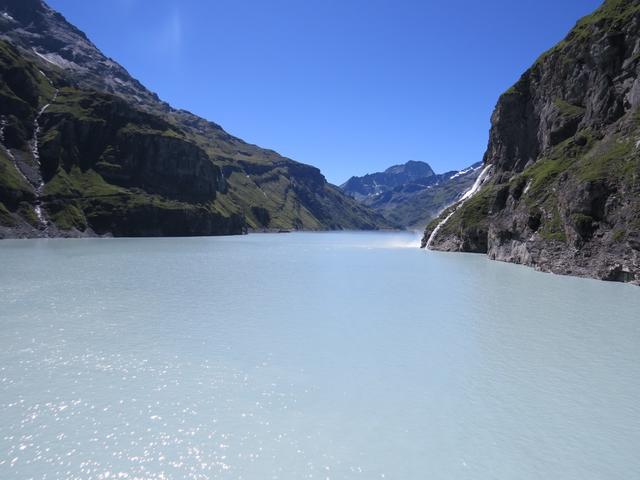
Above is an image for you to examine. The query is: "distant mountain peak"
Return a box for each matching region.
[340,161,483,228]
[383,160,435,177]
[340,160,436,199]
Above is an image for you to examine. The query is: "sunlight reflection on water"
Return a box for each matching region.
[1,232,639,479]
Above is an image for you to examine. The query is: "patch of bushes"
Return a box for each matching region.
[577,139,633,183]
[612,229,626,243]
[50,203,87,231]
[571,213,595,238]
[553,99,585,118]
[540,207,567,242]
[250,205,271,227]
[17,202,38,226]
[0,201,15,226]
[0,149,34,202]
[439,185,497,236]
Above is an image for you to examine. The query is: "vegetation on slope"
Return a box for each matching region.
[0,0,391,237]
[425,0,640,283]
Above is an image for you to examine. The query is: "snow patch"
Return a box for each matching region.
[426,164,493,249]
[33,50,76,70]
[458,164,492,202]
[449,164,482,180]
[33,50,59,67]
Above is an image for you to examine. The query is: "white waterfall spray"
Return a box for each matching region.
[0,116,11,159]
[30,71,59,229]
[0,116,6,144]
[425,163,493,249]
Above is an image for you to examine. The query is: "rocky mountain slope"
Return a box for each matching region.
[342,160,482,229]
[423,0,640,284]
[0,0,390,238]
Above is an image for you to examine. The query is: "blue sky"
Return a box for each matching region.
[47,0,602,184]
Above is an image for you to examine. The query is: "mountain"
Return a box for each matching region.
[423,0,640,284]
[341,161,483,229]
[341,161,436,200]
[0,0,391,238]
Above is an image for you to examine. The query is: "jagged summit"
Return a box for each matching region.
[0,0,162,108]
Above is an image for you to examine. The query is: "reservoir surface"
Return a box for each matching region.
[1,232,639,479]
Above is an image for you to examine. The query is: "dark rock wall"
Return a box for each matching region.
[424,0,640,284]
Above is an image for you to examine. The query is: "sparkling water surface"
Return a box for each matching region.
[1,232,639,479]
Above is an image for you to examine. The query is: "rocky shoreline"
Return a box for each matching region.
[422,1,640,285]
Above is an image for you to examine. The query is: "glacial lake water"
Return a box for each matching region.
[1,232,639,480]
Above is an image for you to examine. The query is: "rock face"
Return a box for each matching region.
[423,0,640,284]
[0,0,390,238]
[342,161,483,229]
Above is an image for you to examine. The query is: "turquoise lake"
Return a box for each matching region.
[1,232,639,479]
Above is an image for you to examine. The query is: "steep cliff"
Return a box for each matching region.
[0,0,390,237]
[0,39,244,237]
[423,0,640,284]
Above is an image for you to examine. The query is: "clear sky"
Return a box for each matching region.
[47,0,602,185]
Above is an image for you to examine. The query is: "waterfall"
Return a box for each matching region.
[1,117,17,165]
[425,163,493,249]
[0,116,12,159]
[30,71,59,230]
[31,102,51,227]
